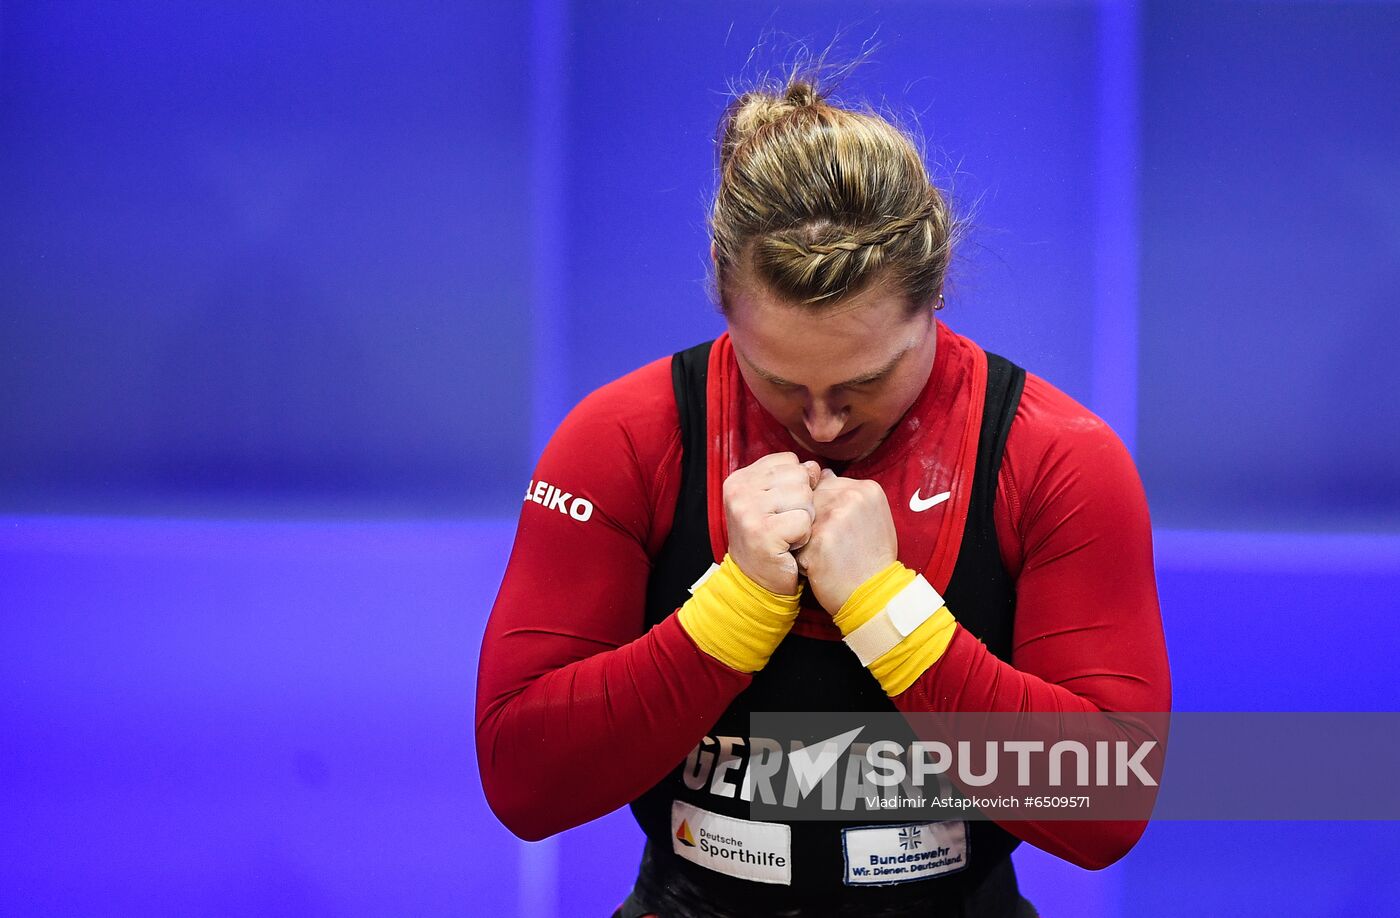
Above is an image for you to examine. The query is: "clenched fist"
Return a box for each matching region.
[723,452,822,595]
[797,470,899,611]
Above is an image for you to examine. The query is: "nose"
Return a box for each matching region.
[803,398,849,443]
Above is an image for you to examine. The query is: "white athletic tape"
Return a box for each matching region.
[689,563,722,594]
[843,575,945,666]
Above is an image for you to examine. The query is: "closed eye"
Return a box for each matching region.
[843,374,887,389]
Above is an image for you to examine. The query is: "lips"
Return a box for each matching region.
[799,425,864,458]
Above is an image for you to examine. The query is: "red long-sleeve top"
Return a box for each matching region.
[475,321,1171,870]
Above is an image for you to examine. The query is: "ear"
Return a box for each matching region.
[710,241,719,265]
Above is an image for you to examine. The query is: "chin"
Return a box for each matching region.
[813,444,866,463]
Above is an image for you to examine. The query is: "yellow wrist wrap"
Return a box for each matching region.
[677,554,802,673]
[833,561,959,696]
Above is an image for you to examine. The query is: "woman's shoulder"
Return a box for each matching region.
[1001,368,1143,519]
[534,355,684,547]
[563,354,679,445]
[1012,371,1118,444]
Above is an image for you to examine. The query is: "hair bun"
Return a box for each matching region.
[718,81,824,167]
[783,81,819,109]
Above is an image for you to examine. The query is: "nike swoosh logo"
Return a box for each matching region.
[909,489,952,512]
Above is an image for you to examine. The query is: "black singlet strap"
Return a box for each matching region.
[642,340,714,623]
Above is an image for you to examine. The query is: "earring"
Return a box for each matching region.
[934,293,945,311]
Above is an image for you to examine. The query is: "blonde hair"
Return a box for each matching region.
[709,71,957,313]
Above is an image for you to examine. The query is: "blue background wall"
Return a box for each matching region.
[2,2,1398,915]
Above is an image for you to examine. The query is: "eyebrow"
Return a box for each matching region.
[752,345,913,389]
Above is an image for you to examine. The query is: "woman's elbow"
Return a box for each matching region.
[1060,820,1147,871]
[479,774,565,842]
[476,728,561,841]
[495,806,561,844]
